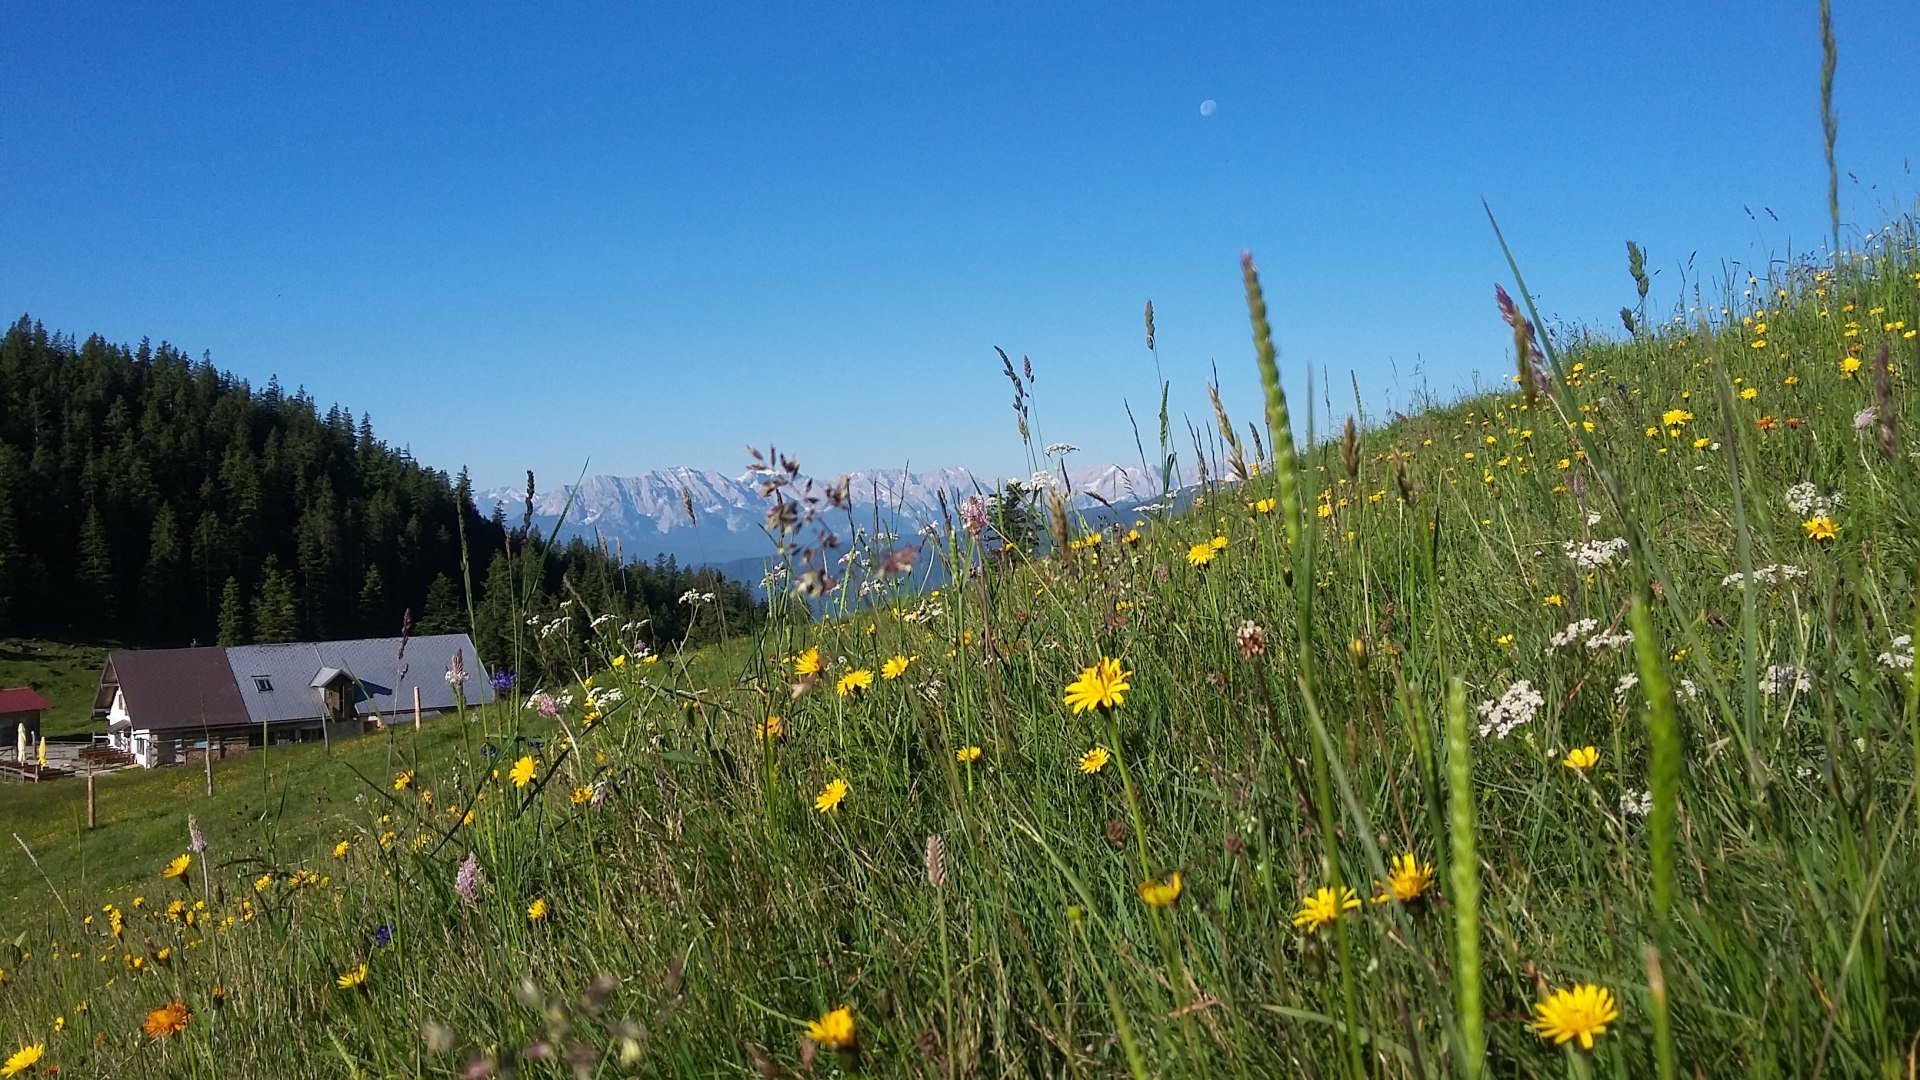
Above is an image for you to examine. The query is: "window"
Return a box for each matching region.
[253,676,274,692]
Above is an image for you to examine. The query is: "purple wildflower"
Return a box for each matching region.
[374,924,394,948]
[455,852,485,904]
[960,495,989,537]
[529,691,561,720]
[490,667,517,693]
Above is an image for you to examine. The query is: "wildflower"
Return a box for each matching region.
[610,654,627,668]
[161,854,190,880]
[1477,680,1544,738]
[1762,665,1813,697]
[1373,855,1435,904]
[332,840,350,859]
[374,925,394,948]
[1660,408,1692,429]
[1563,746,1599,771]
[1547,618,1600,653]
[454,852,485,904]
[393,770,414,791]
[1619,789,1654,818]
[1877,635,1915,671]
[509,756,537,788]
[792,647,824,678]
[815,778,849,813]
[1739,387,1758,400]
[1236,621,1268,659]
[570,785,594,805]
[955,745,982,763]
[1841,355,1862,377]
[1532,984,1620,1050]
[760,715,786,742]
[1,1045,43,1077]
[806,1006,857,1050]
[1186,542,1217,568]
[1077,746,1112,774]
[1495,634,1514,648]
[1565,538,1629,569]
[960,495,989,537]
[836,669,874,697]
[1292,886,1361,933]
[1543,594,1564,608]
[1063,658,1131,715]
[336,963,368,991]
[1253,497,1276,514]
[1209,535,1228,551]
[527,898,549,922]
[1139,873,1183,908]
[143,1000,190,1038]
[1802,515,1838,542]
[880,655,914,680]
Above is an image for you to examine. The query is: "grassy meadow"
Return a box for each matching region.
[1,223,1918,1078]
[0,641,110,739]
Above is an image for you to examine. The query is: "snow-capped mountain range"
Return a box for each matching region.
[479,462,1170,568]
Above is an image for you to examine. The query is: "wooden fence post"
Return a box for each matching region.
[87,773,96,829]
[414,686,422,731]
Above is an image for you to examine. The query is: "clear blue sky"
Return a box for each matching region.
[5,2,1913,489]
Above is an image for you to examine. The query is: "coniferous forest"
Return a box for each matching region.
[0,315,762,675]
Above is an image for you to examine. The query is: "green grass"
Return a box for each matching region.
[0,639,110,738]
[1,228,1917,1078]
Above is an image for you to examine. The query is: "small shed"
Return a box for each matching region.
[0,687,52,755]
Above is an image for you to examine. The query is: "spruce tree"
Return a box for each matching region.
[252,557,299,643]
[217,576,249,645]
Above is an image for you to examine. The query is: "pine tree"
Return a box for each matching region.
[252,556,299,643]
[217,576,249,646]
[141,503,185,641]
[357,565,386,634]
[418,573,463,635]
[76,505,115,631]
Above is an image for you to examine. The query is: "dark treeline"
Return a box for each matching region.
[0,315,761,675]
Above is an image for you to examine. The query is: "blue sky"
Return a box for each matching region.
[5,2,1913,489]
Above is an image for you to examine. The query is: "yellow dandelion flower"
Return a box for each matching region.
[1186,542,1217,567]
[527,898,549,922]
[1740,386,1758,400]
[570,785,594,806]
[1139,872,1183,908]
[1063,658,1131,715]
[393,770,414,791]
[1372,855,1435,904]
[1253,497,1276,513]
[335,963,368,991]
[806,1005,856,1050]
[880,655,914,680]
[1,1044,43,1077]
[1209,534,1228,552]
[611,654,627,667]
[1803,515,1838,542]
[1077,746,1111,774]
[161,854,190,880]
[792,647,824,677]
[1533,984,1619,1050]
[331,840,350,859]
[815,778,849,813]
[1564,746,1599,771]
[509,756,537,788]
[1543,594,1564,608]
[836,669,874,697]
[955,745,982,763]
[1292,886,1361,933]
[761,715,786,741]
[1660,408,1692,429]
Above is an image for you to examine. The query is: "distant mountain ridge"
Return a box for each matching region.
[481,462,1172,568]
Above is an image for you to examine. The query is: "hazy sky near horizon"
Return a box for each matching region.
[5,2,1914,490]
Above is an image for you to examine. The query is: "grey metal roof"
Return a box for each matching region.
[223,634,494,726]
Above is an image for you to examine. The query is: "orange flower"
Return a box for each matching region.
[144,1000,191,1039]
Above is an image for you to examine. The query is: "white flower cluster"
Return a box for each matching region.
[1785,482,1842,517]
[1028,470,1057,491]
[1619,789,1654,818]
[1762,664,1813,697]
[1585,630,1634,652]
[1043,442,1080,456]
[1547,618,1600,652]
[585,685,623,710]
[1477,679,1544,739]
[901,598,945,625]
[1565,537,1630,569]
[534,615,572,640]
[589,613,616,630]
[1721,564,1808,587]
[1878,634,1915,671]
[677,589,718,606]
[1615,672,1700,702]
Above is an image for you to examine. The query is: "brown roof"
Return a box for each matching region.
[104,648,254,732]
[0,687,52,714]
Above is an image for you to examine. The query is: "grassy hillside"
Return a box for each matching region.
[0,228,1916,1078]
[0,640,109,739]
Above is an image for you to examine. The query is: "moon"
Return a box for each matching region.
[1199,99,1217,117]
